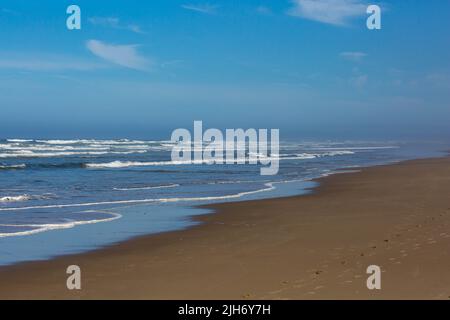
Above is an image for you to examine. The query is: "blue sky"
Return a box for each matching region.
[0,0,449,139]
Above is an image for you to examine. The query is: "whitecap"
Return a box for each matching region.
[0,164,26,170]
[0,195,32,202]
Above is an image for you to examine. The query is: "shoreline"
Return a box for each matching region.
[1,156,450,299]
[0,158,394,268]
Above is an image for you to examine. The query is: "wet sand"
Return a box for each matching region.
[1,157,450,299]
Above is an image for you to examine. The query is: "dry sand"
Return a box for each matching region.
[1,157,450,299]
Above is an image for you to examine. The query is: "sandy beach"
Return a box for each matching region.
[1,156,450,300]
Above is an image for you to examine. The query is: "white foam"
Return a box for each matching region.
[0,150,147,158]
[113,184,180,191]
[0,145,110,152]
[322,150,355,156]
[0,211,122,238]
[0,183,276,212]
[85,159,208,168]
[312,146,399,150]
[0,164,26,169]
[0,195,32,202]
[207,180,270,185]
[85,151,354,169]
[35,139,150,145]
[35,139,83,144]
[279,151,354,159]
[6,139,33,143]
[0,193,54,202]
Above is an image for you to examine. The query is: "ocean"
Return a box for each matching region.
[0,138,445,265]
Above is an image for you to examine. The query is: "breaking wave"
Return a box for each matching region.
[0,164,26,170]
[0,195,32,202]
[85,151,355,169]
[0,183,276,212]
[0,194,54,203]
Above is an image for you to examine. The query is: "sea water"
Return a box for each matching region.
[0,139,445,265]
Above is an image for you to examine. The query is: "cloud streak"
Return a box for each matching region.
[288,0,367,26]
[340,51,367,62]
[86,40,152,71]
[181,4,218,14]
[88,17,144,34]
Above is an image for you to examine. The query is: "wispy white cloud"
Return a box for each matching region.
[288,0,367,26]
[340,51,367,62]
[88,17,145,34]
[86,40,152,71]
[181,4,218,14]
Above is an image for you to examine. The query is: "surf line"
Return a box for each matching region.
[0,183,276,212]
[171,121,280,175]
